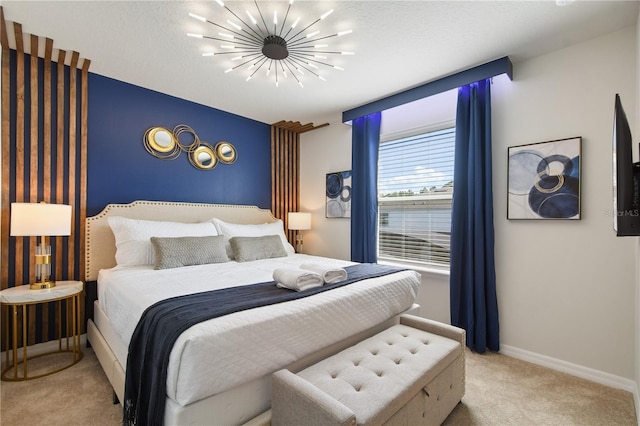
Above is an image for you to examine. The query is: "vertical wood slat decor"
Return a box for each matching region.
[271,121,329,247]
[0,7,90,349]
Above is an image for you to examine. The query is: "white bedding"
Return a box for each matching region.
[97,254,421,407]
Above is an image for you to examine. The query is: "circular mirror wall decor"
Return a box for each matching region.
[143,124,236,170]
[215,142,237,164]
[144,127,181,160]
[189,143,218,170]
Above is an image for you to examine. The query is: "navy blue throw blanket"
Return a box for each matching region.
[123,263,407,426]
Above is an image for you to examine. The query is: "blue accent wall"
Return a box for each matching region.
[87,73,271,216]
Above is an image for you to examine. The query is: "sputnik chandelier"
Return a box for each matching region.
[187,0,353,88]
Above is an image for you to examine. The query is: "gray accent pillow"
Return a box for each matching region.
[229,235,288,262]
[150,235,228,270]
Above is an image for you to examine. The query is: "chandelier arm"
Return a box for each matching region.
[205,20,263,45]
[247,57,270,79]
[289,53,340,69]
[291,49,347,56]
[278,2,293,38]
[231,52,264,61]
[229,55,264,71]
[287,56,322,78]
[202,36,261,50]
[286,17,322,42]
[288,33,342,49]
[282,60,303,84]
[253,1,272,40]
[224,4,266,42]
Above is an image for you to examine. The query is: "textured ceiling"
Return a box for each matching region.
[2,1,639,124]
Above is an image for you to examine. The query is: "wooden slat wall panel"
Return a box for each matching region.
[1,7,10,347]
[0,9,90,348]
[271,120,328,246]
[55,50,66,283]
[271,125,301,246]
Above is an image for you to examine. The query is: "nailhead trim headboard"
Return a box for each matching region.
[84,200,277,281]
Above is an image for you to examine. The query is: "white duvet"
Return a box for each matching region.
[97,254,421,407]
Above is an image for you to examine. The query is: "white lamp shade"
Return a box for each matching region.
[288,212,311,231]
[10,203,72,237]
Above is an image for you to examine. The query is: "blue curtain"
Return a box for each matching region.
[450,79,500,353]
[350,112,382,263]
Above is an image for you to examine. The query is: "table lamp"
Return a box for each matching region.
[10,202,72,289]
[287,212,311,253]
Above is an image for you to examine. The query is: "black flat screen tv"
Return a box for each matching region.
[613,94,640,236]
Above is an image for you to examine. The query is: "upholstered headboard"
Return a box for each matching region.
[85,200,278,281]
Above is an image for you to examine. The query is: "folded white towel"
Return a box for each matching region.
[274,268,324,292]
[299,263,348,284]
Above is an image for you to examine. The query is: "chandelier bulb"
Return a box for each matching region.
[321,10,334,20]
[306,31,320,38]
[215,0,224,7]
[187,33,203,39]
[189,13,206,22]
[246,11,257,25]
[227,20,242,31]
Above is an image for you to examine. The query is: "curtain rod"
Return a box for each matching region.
[342,56,513,123]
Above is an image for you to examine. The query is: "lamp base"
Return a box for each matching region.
[30,280,56,290]
[295,234,303,254]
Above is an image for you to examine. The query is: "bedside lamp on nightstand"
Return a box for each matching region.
[288,212,311,253]
[10,202,72,290]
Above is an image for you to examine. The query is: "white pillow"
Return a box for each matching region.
[107,216,219,267]
[212,218,295,258]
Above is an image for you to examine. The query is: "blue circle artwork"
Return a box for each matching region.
[326,173,343,198]
[529,175,579,218]
[508,146,580,219]
[326,171,352,218]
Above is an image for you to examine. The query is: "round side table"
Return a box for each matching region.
[1,280,84,381]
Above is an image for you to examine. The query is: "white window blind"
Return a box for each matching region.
[378,127,455,269]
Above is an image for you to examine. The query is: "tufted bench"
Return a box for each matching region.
[270,314,465,426]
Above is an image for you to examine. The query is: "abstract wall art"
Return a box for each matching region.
[507,137,582,220]
[326,170,352,218]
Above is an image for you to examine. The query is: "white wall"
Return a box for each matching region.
[301,25,638,382]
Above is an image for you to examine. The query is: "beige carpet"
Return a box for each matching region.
[0,347,636,425]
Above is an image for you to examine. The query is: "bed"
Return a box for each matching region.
[85,200,422,425]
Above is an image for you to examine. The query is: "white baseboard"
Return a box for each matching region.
[1,333,87,371]
[501,344,639,395]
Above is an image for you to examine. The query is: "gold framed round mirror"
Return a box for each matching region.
[215,142,237,164]
[144,127,180,159]
[189,143,217,170]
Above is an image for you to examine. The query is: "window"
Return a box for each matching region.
[378,126,455,270]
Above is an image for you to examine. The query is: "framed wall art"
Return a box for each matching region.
[326,170,352,218]
[507,137,582,220]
